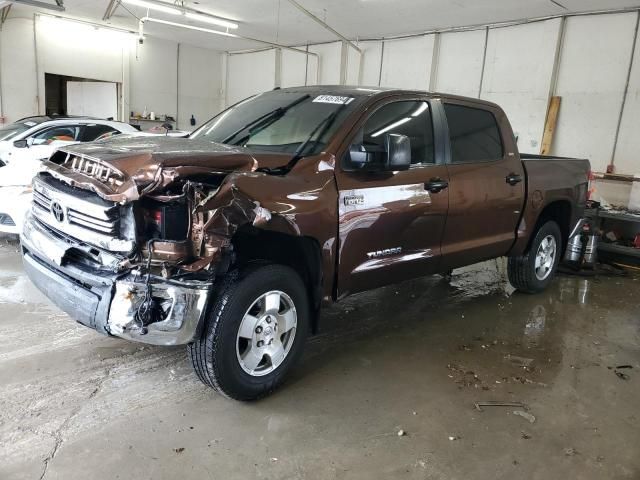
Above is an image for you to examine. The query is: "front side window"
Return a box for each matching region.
[191,91,364,156]
[81,124,119,142]
[347,101,434,168]
[444,104,503,163]
[31,125,80,145]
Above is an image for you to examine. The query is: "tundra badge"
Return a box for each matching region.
[343,194,365,206]
[367,247,402,259]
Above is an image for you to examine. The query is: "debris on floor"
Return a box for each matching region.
[448,435,461,441]
[474,401,526,412]
[174,447,185,454]
[564,448,578,456]
[397,429,406,437]
[505,354,535,369]
[610,364,633,380]
[513,410,536,423]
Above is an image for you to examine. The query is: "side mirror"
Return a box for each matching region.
[13,139,28,149]
[384,133,411,171]
[346,133,411,172]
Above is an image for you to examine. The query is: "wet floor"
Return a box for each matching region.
[1,235,639,479]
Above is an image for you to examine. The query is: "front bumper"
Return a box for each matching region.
[21,212,211,346]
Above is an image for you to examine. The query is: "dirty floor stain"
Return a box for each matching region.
[0,236,639,479]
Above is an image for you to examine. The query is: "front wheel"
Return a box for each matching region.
[508,220,562,294]
[188,264,309,400]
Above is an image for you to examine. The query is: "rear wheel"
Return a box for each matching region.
[188,264,309,400]
[508,220,562,294]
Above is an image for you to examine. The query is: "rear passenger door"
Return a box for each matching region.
[439,100,525,270]
[335,97,450,296]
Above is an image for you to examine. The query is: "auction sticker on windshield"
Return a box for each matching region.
[313,95,354,105]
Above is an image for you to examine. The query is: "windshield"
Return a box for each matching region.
[191,91,363,155]
[0,122,37,142]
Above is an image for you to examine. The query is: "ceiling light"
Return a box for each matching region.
[37,14,138,43]
[411,102,428,117]
[371,118,411,138]
[142,16,234,37]
[122,0,181,16]
[184,12,238,29]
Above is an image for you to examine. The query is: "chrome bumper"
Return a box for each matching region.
[21,212,210,346]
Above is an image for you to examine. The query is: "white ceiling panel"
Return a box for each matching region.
[6,0,640,51]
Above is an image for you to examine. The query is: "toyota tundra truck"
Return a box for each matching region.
[20,86,590,400]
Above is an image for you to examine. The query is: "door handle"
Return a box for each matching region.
[424,178,449,193]
[506,173,523,186]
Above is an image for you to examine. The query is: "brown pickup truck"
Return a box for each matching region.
[21,86,590,400]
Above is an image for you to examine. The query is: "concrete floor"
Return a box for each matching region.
[1,236,639,480]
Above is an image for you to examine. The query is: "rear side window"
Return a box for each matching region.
[444,104,503,163]
[354,101,435,165]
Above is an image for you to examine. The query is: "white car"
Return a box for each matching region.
[0,116,138,234]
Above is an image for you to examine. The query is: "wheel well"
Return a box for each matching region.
[231,226,323,333]
[532,200,572,252]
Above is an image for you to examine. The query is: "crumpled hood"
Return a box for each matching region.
[43,135,259,203]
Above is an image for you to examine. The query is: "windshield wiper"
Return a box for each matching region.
[268,102,348,174]
[222,94,310,145]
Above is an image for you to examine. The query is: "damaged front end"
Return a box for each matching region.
[21,138,273,345]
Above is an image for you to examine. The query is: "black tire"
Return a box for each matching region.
[188,264,309,401]
[508,220,562,294]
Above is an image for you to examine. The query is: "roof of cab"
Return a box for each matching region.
[274,85,501,109]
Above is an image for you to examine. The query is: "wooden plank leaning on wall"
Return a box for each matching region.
[540,96,561,156]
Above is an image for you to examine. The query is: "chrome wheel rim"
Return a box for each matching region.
[236,290,297,377]
[535,235,557,281]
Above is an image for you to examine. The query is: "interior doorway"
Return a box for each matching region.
[44,73,119,120]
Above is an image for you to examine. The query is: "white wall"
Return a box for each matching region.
[0,17,38,122]
[226,49,277,106]
[614,20,640,175]
[177,44,223,130]
[280,49,308,88]
[307,42,343,85]
[358,41,383,86]
[552,12,638,172]
[380,36,435,89]
[0,15,224,130]
[481,19,561,153]
[129,37,177,121]
[434,29,485,98]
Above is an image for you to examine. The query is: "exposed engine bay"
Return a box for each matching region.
[22,139,275,343]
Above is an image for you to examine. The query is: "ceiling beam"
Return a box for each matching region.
[285,0,361,53]
[1,3,12,27]
[9,0,65,11]
[102,0,119,21]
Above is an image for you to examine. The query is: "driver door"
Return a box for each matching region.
[335,98,449,297]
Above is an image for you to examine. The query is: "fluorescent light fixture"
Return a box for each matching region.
[371,117,411,138]
[37,13,138,43]
[143,16,234,37]
[184,12,238,29]
[123,0,238,29]
[411,102,428,117]
[122,0,181,16]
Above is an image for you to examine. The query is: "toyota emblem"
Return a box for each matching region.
[51,202,65,223]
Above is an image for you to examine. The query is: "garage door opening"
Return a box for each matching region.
[44,73,119,120]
